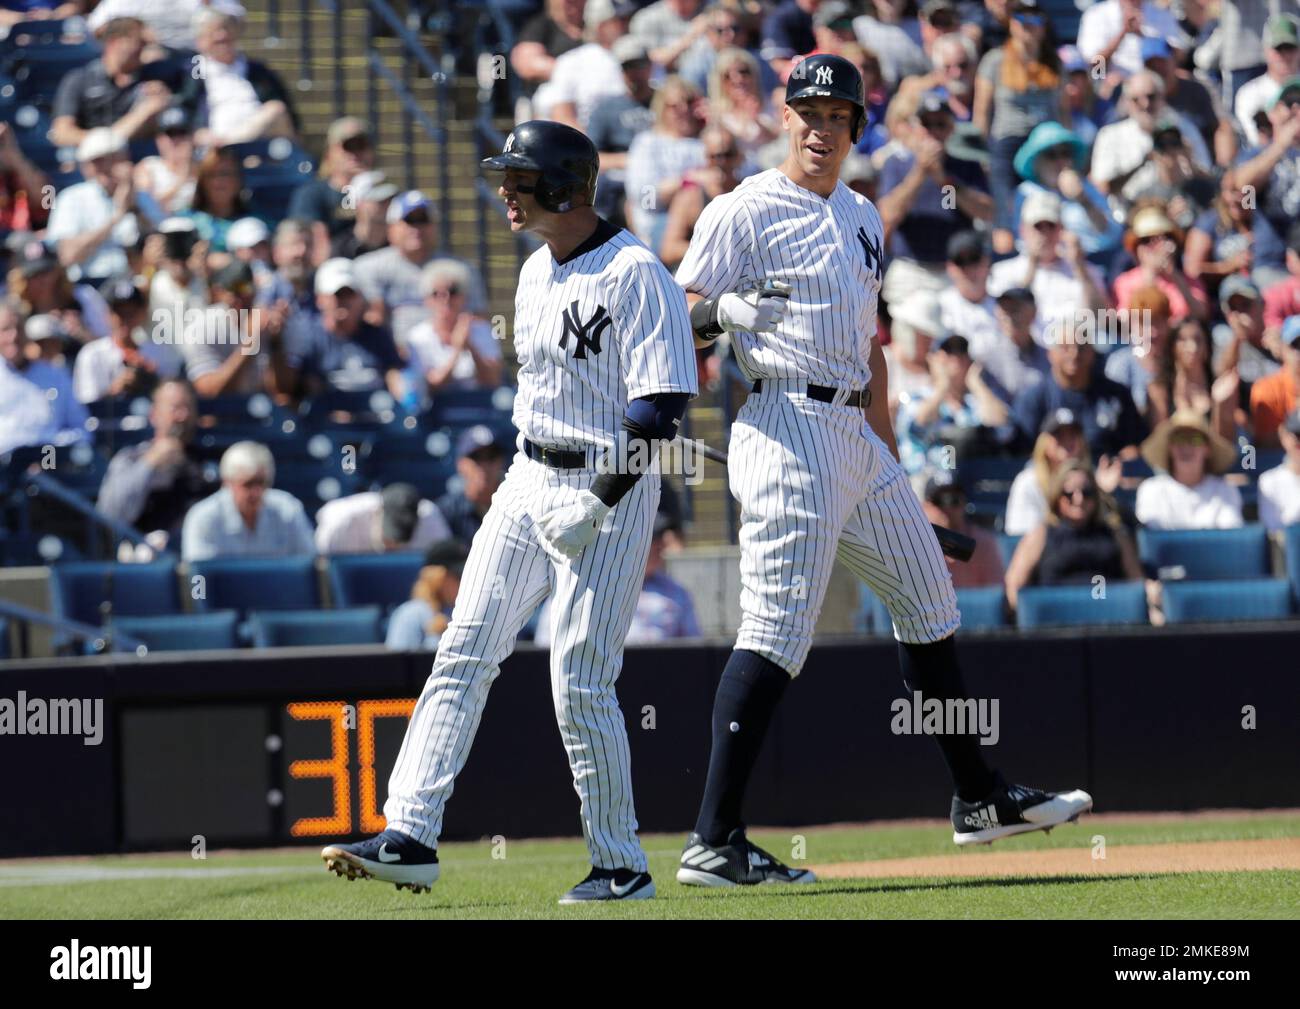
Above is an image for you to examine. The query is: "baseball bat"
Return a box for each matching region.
[679,438,977,563]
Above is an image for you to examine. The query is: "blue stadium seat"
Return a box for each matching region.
[188,556,319,615]
[248,606,383,648]
[0,616,9,659]
[855,586,893,637]
[955,586,1007,630]
[49,561,181,626]
[425,387,517,429]
[328,552,425,613]
[996,534,1022,568]
[1285,524,1300,607]
[1137,525,1270,580]
[1162,579,1293,624]
[111,611,241,652]
[0,530,82,566]
[1016,582,1148,629]
[1,442,107,500]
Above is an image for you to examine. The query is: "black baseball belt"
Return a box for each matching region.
[751,380,870,409]
[524,438,589,469]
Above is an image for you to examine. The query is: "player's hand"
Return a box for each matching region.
[717,281,791,333]
[535,489,611,563]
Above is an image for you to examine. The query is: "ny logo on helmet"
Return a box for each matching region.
[559,301,611,360]
[815,65,833,86]
[504,133,515,152]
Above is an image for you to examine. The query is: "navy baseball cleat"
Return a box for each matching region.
[558,867,655,904]
[321,830,440,893]
[952,774,1093,845]
[677,829,816,887]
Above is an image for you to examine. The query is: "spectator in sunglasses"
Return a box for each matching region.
[1184,169,1286,296]
[353,191,487,350]
[1234,15,1300,148]
[1004,459,1142,613]
[680,5,778,96]
[706,47,777,160]
[1113,204,1210,321]
[1076,0,1185,79]
[1140,36,1233,168]
[403,259,503,397]
[1236,78,1300,262]
[629,0,709,71]
[1004,408,1122,535]
[661,126,745,270]
[1014,120,1122,261]
[1135,410,1243,530]
[624,76,707,250]
[288,117,376,264]
[920,471,1004,589]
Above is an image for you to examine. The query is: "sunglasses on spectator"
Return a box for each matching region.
[1170,431,1208,446]
[1033,220,1061,232]
[429,285,462,299]
[404,212,433,226]
[1137,233,1173,246]
[920,115,952,131]
[708,147,740,161]
[223,283,255,299]
[943,59,971,71]
[934,491,964,509]
[1227,296,1257,313]
[1060,484,1097,501]
[952,252,985,268]
[341,136,371,154]
[163,128,192,139]
[1043,145,1074,161]
[929,12,956,29]
[726,65,754,77]
[1128,92,1161,106]
[1275,43,1298,55]
[710,22,737,35]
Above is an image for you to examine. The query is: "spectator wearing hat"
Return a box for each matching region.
[98,379,220,543]
[542,0,635,131]
[23,312,74,367]
[287,117,377,264]
[706,46,778,161]
[1005,459,1143,613]
[1011,315,1146,457]
[896,332,1008,474]
[680,5,779,99]
[661,125,745,270]
[921,470,1004,589]
[1013,120,1123,261]
[1090,72,1211,205]
[883,288,948,417]
[1135,409,1243,530]
[227,216,273,290]
[761,0,821,79]
[191,6,297,146]
[50,16,178,149]
[1261,221,1300,338]
[850,0,930,88]
[1216,274,1280,399]
[1004,406,1121,535]
[0,302,87,455]
[134,107,197,216]
[5,238,109,345]
[808,1,861,56]
[403,259,503,399]
[624,76,707,248]
[435,425,509,546]
[1076,0,1185,80]
[1259,408,1300,531]
[910,30,979,123]
[987,189,1108,338]
[329,171,398,260]
[1184,169,1284,297]
[181,441,315,561]
[275,257,404,400]
[630,0,708,71]
[353,191,487,350]
[1248,315,1300,447]
[315,482,451,556]
[1234,15,1300,149]
[182,260,289,398]
[1058,43,1112,149]
[45,128,162,284]
[385,540,470,651]
[512,0,587,97]
[183,147,266,256]
[587,36,656,226]
[878,87,992,305]
[1113,204,1210,320]
[0,121,50,233]
[72,279,182,403]
[977,285,1051,406]
[1141,35,1232,167]
[971,0,1063,254]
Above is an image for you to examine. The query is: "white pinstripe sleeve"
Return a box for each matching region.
[616,255,700,401]
[673,190,753,298]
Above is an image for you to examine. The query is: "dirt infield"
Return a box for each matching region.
[810,838,1300,880]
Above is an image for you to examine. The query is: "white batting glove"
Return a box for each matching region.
[716,281,792,334]
[535,490,610,563]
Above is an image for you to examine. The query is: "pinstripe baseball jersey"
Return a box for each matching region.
[512,222,699,450]
[674,168,886,388]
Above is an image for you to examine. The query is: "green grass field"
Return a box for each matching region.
[3,813,1297,919]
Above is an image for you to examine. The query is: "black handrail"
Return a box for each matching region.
[23,470,149,554]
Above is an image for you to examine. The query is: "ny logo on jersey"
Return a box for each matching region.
[856,225,883,282]
[559,301,612,360]
[815,65,833,86]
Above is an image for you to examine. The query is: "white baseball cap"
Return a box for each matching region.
[76,127,126,163]
[352,170,400,204]
[890,290,948,339]
[1022,189,1063,227]
[226,217,270,252]
[315,257,360,296]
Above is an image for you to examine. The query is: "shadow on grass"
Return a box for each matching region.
[674,873,1157,900]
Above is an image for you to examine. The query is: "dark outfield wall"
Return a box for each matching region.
[1,625,1297,857]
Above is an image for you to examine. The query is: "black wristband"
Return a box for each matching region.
[690,297,723,342]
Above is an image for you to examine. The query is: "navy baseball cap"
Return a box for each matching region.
[1041,407,1082,435]
[924,469,963,503]
[14,238,59,278]
[381,483,422,544]
[387,190,434,225]
[100,277,145,308]
[158,106,192,133]
[946,231,987,263]
[456,424,505,460]
[423,538,469,572]
[917,89,950,116]
[996,285,1035,305]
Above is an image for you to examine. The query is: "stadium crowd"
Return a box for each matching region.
[2,0,1299,651]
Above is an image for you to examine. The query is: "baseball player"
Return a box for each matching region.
[322,122,698,903]
[673,54,1093,887]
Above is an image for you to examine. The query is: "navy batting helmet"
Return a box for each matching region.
[785,53,866,142]
[480,121,599,213]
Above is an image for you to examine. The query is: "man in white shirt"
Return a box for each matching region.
[314,483,451,555]
[1090,72,1211,200]
[1235,15,1300,147]
[45,129,163,283]
[542,0,634,130]
[987,190,1108,342]
[0,304,87,456]
[1076,0,1186,79]
[193,7,297,146]
[938,230,1000,360]
[73,279,183,403]
[1259,409,1300,531]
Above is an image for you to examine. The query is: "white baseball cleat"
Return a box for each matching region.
[951,774,1094,845]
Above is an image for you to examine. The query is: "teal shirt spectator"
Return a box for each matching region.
[181,487,316,561]
[184,210,272,255]
[896,392,982,476]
